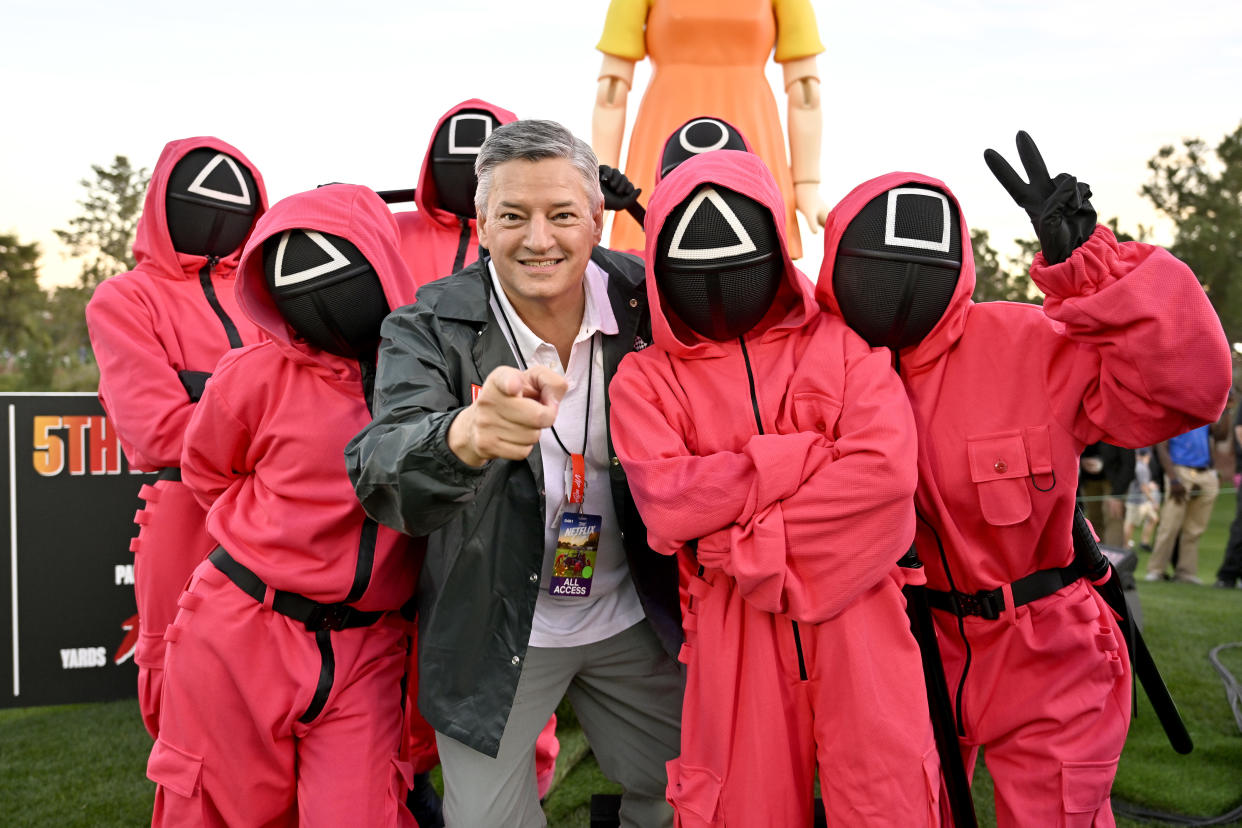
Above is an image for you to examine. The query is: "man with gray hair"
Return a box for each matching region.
[347,119,682,827]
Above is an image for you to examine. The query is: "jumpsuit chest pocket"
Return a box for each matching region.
[967,432,1032,526]
[786,391,843,439]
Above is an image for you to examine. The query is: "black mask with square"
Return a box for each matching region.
[833,185,962,350]
[429,110,499,218]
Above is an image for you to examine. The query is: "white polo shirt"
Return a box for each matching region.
[488,260,646,648]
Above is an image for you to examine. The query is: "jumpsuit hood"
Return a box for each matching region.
[643,150,818,358]
[415,98,519,226]
[816,171,976,370]
[132,136,269,280]
[236,184,417,368]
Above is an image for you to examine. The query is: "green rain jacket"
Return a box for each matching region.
[346,247,682,757]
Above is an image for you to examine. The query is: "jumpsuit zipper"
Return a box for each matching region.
[897,349,971,738]
[452,218,472,273]
[740,335,809,682]
[198,256,244,348]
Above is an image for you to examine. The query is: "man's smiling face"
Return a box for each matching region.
[476,157,603,314]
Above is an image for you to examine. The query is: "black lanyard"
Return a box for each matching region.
[492,289,595,463]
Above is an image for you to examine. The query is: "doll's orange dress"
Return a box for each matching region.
[598,0,824,258]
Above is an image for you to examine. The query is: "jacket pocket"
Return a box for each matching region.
[1060,758,1118,826]
[966,432,1032,526]
[147,738,203,800]
[666,757,723,827]
[787,391,843,439]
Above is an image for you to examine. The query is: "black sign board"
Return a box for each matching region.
[1,393,154,708]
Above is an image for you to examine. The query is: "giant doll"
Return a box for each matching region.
[591,0,830,258]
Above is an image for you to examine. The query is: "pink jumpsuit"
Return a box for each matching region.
[85,136,266,738]
[148,185,420,826]
[610,152,940,827]
[815,172,1232,826]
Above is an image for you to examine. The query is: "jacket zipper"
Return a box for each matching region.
[198,256,243,348]
[740,335,808,682]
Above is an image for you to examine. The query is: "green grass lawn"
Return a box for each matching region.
[3,497,1241,826]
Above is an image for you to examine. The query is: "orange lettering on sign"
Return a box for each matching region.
[32,416,65,476]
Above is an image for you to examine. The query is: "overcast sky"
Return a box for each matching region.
[4,0,1240,288]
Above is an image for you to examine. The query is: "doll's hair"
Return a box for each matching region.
[474,120,603,217]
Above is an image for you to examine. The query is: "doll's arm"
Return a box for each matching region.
[592,54,636,169]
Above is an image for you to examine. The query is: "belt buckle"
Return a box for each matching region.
[305,604,351,632]
[951,589,1004,621]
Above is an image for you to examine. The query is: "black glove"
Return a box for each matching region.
[599,165,641,212]
[984,131,1097,265]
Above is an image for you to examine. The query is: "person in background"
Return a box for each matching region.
[1124,447,1161,553]
[1146,410,1229,583]
[1078,441,1134,548]
[1215,393,1242,588]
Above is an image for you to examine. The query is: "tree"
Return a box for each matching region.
[54,155,149,289]
[1142,122,1242,341]
[0,233,53,388]
[970,228,1036,303]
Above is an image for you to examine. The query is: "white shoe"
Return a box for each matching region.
[1144,571,1164,582]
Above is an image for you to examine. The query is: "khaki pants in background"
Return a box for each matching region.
[1146,465,1220,581]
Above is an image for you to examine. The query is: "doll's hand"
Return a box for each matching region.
[795,182,829,233]
[984,131,1096,264]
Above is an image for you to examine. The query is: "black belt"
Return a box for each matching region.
[157,467,181,482]
[1181,464,1211,472]
[926,562,1086,620]
[208,547,384,632]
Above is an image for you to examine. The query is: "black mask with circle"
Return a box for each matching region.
[263,229,389,358]
[429,109,500,218]
[655,184,783,341]
[833,185,963,350]
[165,149,258,257]
[659,118,748,181]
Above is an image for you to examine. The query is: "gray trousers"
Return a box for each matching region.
[436,620,683,828]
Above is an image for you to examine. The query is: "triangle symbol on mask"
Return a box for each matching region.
[273,230,351,287]
[187,153,252,206]
[667,188,757,261]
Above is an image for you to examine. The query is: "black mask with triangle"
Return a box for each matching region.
[655,184,783,341]
[165,148,259,257]
[262,229,389,359]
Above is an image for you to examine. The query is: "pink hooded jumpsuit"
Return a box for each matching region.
[610,152,941,827]
[816,172,1231,826]
[85,136,267,738]
[392,98,561,791]
[148,185,422,827]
